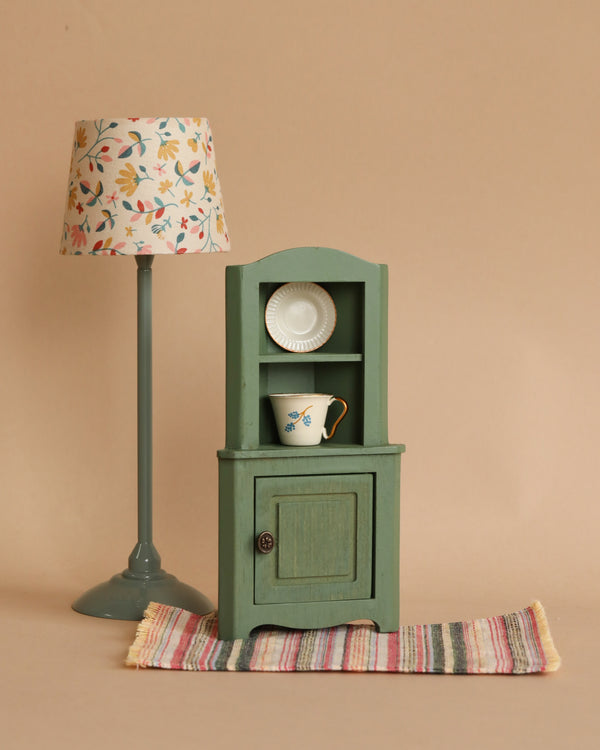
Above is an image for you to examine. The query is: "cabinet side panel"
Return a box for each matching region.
[226,266,262,449]
[363,263,389,444]
[218,459,257,639]
[378,264,389,441]
[371,453,399,630]
[225,267,244,448]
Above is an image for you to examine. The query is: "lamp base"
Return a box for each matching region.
[72,570,214,621]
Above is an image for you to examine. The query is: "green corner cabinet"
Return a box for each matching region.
[217,247,405,640]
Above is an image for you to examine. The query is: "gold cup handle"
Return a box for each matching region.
[324,397,349,440]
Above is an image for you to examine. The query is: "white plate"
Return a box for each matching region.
[265,282,336,352]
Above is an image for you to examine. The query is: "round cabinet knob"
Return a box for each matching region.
[256,531,275,554]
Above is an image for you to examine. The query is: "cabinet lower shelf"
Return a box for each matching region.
[218,443,405,458]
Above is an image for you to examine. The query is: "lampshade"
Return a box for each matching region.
[60,117,230,256]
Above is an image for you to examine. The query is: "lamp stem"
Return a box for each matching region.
[127,255,162,576]
[72,254,214,619]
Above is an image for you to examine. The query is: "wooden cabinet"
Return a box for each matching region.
[217,247,405,640]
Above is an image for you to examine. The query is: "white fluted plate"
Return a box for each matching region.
[265,282,336,352]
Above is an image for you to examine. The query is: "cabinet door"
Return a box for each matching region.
[254,474,373,604]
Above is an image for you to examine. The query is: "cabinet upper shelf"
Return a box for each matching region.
[259,353,364,364]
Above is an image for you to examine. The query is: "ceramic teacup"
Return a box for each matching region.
[269,393,348,446]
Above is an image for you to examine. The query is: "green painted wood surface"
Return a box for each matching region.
[218,247,403,640]
[218,449,401,640]
[217,443,405,459]
[254,474,373,604]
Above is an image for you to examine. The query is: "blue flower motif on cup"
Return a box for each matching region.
[283,405,313,432]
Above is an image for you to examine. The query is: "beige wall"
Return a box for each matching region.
[1,0,598,625]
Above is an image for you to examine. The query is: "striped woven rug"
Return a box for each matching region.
[126,601,560,673]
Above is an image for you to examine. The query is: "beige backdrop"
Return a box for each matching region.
[1,1,598,747]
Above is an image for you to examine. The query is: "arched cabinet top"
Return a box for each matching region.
[228,246,387,284]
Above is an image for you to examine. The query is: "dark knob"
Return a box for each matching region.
[256,531,275,554]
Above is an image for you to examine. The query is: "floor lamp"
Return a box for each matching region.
[60,117,230,620]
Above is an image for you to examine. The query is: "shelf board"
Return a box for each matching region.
[218,443,405,459]
[259,353,364,364]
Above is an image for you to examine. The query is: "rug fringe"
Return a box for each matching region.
[531,600,561,672]
[125,601,162,668]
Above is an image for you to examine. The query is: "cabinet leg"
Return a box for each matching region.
[372,615,400,634]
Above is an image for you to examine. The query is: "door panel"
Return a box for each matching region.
[254,474,373,604]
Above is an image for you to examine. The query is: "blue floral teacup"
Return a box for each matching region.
[269,393,348,446]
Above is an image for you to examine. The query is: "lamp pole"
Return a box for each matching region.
[72,257,214,620]
[127,255,162,578]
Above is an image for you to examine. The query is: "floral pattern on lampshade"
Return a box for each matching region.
[60,118,230,255]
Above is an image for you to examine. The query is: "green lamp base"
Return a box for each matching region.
[72,570,214,621]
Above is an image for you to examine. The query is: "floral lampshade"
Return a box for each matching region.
[60,117,230,255]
